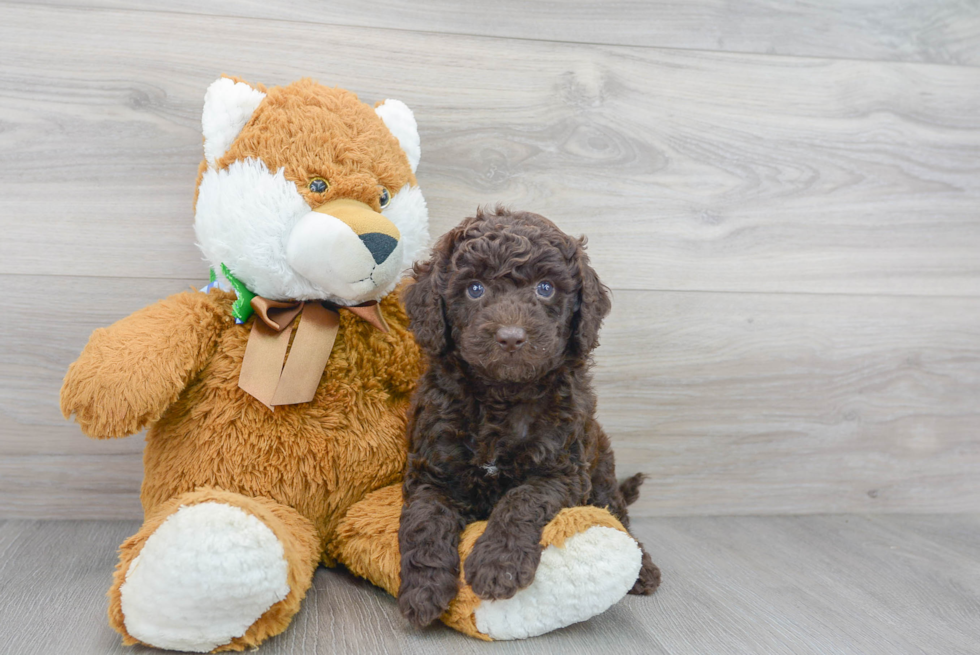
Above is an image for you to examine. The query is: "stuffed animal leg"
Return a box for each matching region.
[60,291,230,439]
[332,484,643,640]
[108,488,320,653]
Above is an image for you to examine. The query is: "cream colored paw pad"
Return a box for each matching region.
[119,502,290,652]
[473,526,642,640]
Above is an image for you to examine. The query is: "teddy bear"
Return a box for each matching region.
[60,77,647,652]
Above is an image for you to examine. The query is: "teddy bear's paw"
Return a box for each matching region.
[472,526,641,640]
[119,501,290,652]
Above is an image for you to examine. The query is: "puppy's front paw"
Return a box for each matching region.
[464,535,541,600]
[398,568,459,628]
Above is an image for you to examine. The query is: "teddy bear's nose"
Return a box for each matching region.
[360,233,398,265]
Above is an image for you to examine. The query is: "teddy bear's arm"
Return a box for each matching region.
[60,291,229,439]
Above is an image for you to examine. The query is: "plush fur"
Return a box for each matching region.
[108,488,321,651]
[202,78,267,168]
[194,77,428,304]
[119,501,291,652]
[63,288,423,650]
[472,526,642,639]
[62,78,428,651]
[62,78,654,651]
[331,484,643,641]
[373,98,421,173]
[397,208,661,628]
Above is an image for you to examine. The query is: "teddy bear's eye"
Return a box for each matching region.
[467,282,485,299]
[379,187,391,209]
[309,177,329,194]
[535,281,555,298]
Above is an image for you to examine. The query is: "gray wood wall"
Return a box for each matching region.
[1,1,978,519]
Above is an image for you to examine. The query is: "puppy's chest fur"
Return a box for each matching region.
[440,397,590,519]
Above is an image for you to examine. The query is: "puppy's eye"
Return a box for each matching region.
[379,186,391,209]
[535,281,555,298]
[309,177,329,193]
[467,282,485,299]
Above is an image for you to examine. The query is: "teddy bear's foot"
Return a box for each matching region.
[109,489,320,652]
[469,526,641,639]
[464,507,643,640]
[120,501,287,651]
[332,485,645,641]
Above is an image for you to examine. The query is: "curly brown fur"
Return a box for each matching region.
[397,207,660,627]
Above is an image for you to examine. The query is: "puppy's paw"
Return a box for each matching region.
[398,568,459,628]
[628,550,661,595]
[464,535,541,600]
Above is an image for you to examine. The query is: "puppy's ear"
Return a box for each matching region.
[571,238,612,356]
[402,250,449,356]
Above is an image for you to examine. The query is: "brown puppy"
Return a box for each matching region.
[397,207,661,628]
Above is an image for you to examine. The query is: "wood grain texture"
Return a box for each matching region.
[2,515,978,654]
[0,456,144,519]
[1,4,979,295]
[1,3,978,519]
[0,276,198,455]
[4,276,977,518]
[598,289,980,515]
[20,0,980,66]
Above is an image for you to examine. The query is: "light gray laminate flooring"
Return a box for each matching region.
[2,515,977,655]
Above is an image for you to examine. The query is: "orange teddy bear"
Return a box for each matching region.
[61,77,646,652]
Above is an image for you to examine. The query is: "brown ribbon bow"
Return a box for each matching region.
[238,296,388,409]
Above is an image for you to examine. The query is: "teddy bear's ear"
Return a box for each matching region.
[375,99,420,173]
[202,77,266,169]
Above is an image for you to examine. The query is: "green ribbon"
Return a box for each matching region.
[220,263,257,323]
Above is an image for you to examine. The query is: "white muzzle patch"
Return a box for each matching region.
[195,157,428,304]
[286,210,405,301]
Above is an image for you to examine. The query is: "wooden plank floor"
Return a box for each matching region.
[2,515,978,655]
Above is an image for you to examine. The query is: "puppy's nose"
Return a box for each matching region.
[495,326,527,353]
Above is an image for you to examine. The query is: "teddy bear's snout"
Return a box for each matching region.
[313,199,401,249]
[313,197,401,266]
[286,198,405,300]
